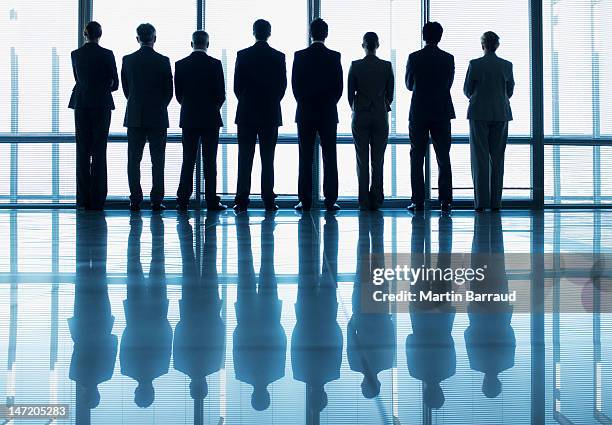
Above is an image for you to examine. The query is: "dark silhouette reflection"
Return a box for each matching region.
[69,212,117,419]
[233,213,286,411]
[173,212,225,403]
[406,213,456,409]
[292,213,343,418]
[120,214,173,408]
[464,213,515,398]
[348,212,396,399]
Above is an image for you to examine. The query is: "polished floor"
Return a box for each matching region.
[0,209,611,425]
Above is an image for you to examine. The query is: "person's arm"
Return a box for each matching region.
[233,53,242,99]
[386,62,395,108]
[71,51,78,84]
[448,55,455,89]
[174,62,183,105]
[291,52,303,102]
[121,57,129,99]
[347,63,356,108]
[163,57,173,106]
[215,60,226,109]
[333,53,344,104]
[278,53,287,101]
[405,54,414,91]
[108,51,119,92]
[463,62,474,98]
[506,62,515,99]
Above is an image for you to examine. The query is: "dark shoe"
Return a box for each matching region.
[294,202,311,212]
[440,202,452,212]
[233,204,247,213]
[130,202,141,212]
[475,207,485,213]
[176,203,189,212]
[86,205,104,212]
[151,203,166,212]
[326,203,341,212]
[491,207,501,212]
[407,203,425,212]
[265,204,279,212]
[208,203,228,211]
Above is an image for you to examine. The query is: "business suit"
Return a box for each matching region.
[464,52,514,209]
[175,50,226,207]
[406,44,455,205]
[121,46,173,205]
[69,42,119,210]
[348,55,394,209]
[292,42,343,208]
[234,41,287,208]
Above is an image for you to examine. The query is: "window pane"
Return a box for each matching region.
[430,0,531,136]
[0,0,77,133]
[205,0,307,136]
[93,0,196,134]
[322,0,422,135]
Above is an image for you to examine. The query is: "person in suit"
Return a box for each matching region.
[174,213,225,405]
[292,19,343,212]
[175,31,227,212]
[120,214,173,408]
[69,21,119,211]
[122,23,174,212]
[406,22,455,212]
[292,213,343,416]
[69,212,116,418]
[348,32,395,211]
[233,19,287,212]
[233,213,286,411]
[464,31,515,212]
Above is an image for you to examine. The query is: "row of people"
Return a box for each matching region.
[70,211,515,415]
[70,19,514,213]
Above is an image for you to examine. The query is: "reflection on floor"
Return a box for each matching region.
[0,209,611,425]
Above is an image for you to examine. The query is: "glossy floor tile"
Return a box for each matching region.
[0,209,611,425]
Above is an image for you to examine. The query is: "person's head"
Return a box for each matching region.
[191,30,209,51]
[84,386,101,409]
[482,373,502,398]
[481,31,500,53]
[361,375,381,399]
[362,32,379,54]
[136,23,156,47]
[134,381,155,408]
[310,18,328,42]
[423,21,443,45]
[424,383,445,409]
[251,385,271,411]
[84,21,102,43]
[253,19,272,42]
[310,386,328,413]
[190,378,208,400]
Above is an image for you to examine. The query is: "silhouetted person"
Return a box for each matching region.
[293,19,343,212]
[465,213,516,398]
[292,213,343,416]
[120,214,173,408]
[233,19,287,212]
[464,31,515,212]
[69,21,119,211]
[406,22,455,212]
[122,23,173,212]
[175,31,227,212]
[233,214,286,410]
[348,212,395,399]
[348,32,394,211]
[69,213,116,416]
[406,213,456,409]
[174,213,225,402]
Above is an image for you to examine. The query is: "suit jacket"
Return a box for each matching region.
[347,55,394,114]
[68,43,119,110]
[292,43,343,124]
[175,51,226,129]
[121,46,173,128]
[234,41,287,127]
[463,53,514,121]
[406,45,455,121]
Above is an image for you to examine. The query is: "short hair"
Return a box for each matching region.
[481,31,500,52]
[310,18,328,42]
[84,21,102,40]
[192,30,209,47]
[363,32,379,51]
[423,21,443,44]
[253,19,272,41]
[136,23,156,44]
